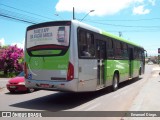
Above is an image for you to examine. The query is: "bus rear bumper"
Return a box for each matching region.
[25,79,78,92]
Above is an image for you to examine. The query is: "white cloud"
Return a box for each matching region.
[148,0,156,6]
[55,0,145,16]
[0,38,24,49]
[11,39,25,49]
[0,38,5,46]
[133,5,150,15]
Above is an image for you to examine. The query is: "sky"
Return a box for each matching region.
[0,0,160,56]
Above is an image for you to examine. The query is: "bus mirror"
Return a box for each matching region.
[144,50,147,58]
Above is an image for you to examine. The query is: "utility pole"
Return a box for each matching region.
[73,7,75,20]
[158,48,160,64]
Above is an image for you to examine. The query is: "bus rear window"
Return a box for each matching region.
[27,26,70,48]
[26,25,70,56]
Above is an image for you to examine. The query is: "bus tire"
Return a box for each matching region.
[112,73,119,91]
[139,67,141,75]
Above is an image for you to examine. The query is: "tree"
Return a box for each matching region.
[0,45,24,76]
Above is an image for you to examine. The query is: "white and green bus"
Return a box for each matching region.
[24,20,145,92]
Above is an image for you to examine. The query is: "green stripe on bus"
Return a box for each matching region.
[101,31,142,48]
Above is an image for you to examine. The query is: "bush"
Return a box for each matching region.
[0,45,24,77]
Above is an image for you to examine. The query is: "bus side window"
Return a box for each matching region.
[139,49,143,60]
[137,49,140,60]
[122,43,128,59]
[78,30,87,57]
[86,33,95,57]
[107,39,114,59]
[134,47,139,60]
[79,30,86,45]
[78,29,95,58]
[115,41,122,59]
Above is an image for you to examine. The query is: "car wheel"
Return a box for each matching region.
[10,90,15,94]
[27,88,34,93]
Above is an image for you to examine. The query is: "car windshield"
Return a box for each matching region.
[18,72,24,77]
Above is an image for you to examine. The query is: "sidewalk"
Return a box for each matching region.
[0,78,10,89]
[124,65,160,120]
[130,67,160,111]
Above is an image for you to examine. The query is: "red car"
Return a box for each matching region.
[6,72,34,93]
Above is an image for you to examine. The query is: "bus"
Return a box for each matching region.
[24,20,145,92]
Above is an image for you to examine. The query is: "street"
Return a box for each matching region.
[0,64,160,120]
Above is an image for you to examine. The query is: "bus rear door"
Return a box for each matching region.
[97,40,106,88]
[129,47,134,78]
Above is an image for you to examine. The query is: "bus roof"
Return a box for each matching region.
[71,20,143,49]
[27,20,143,49]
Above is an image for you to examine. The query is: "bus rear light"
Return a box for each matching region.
[24,62,28,79]
[67,62,74,81]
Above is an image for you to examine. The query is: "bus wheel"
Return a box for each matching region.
[138,67,142,76]
[112,74,119,91]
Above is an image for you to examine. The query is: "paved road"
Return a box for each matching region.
[0,65,160,120]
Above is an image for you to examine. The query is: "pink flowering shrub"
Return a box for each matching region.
[0,45,24,76]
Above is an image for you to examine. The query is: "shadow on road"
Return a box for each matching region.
[10,77,141,111]
[119,77,142,89]
[10,90,110,111]
[5,91,30,95]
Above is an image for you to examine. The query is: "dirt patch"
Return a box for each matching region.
[0,87,5,92]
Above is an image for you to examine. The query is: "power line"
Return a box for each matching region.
[1,3,160,32]
[0,8,43,24]
[3,1,57,19]
[84,20,160,28]
[0,8,44,22]
[84,18,160,22]
[108,30,160,33]
[0,14,36,24]
[0,3,54,21]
